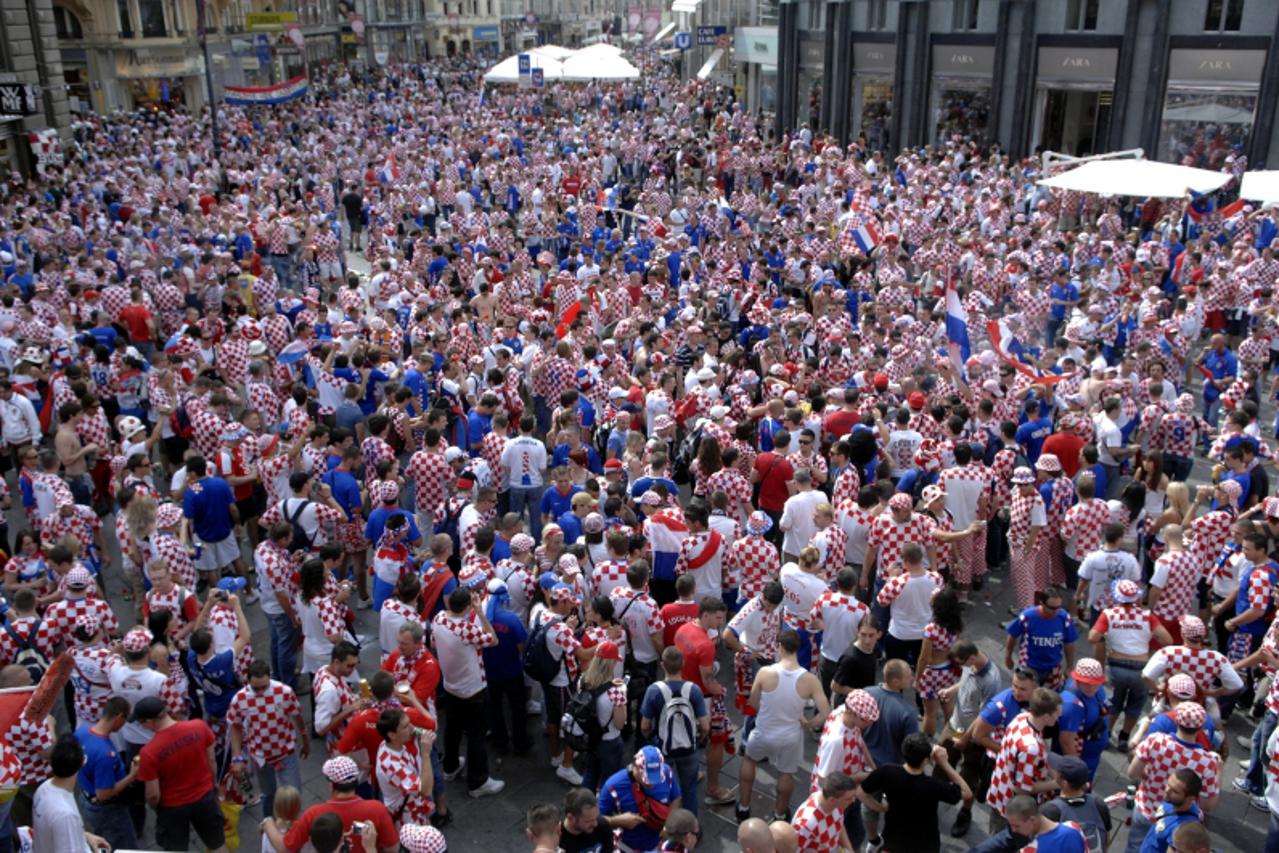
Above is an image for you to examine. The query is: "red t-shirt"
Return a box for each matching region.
[283,797,397,853]
[823,410,859,441]
[136,719,215,807]
[118,304,154,342]
[752,451,794,513]
[380,649,441,710]
[673,622,714,690]
[1040,433,1084,478]
[335,705,435,768]
[660,601,699,647]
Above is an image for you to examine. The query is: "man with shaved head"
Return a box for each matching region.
[737,817,775,853]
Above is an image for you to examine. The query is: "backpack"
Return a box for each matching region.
[560,682,609,752]
[672,425,704,486]
[522,615,565,683]
[169,397,195,440]
[654,681,698,758]
[285,500,315,553]
[2,619,47,683]
[434,499,468,573]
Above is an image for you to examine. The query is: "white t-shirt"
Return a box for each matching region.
[780,565,827,624]
[1094,415,1123,466]
[32,779,91,853]
[1077,548,1141,610]
[500,435,548,489]
[107,663,169,746]
[1094,605,1159,656]
[886,572,944,640]
[432,611,487,698]
[780,490,826,557]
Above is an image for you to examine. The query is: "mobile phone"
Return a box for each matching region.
[214,589,229,602]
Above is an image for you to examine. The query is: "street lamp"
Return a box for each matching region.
[194,0,224,188]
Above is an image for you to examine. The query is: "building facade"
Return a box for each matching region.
[1,0,70,173]
[739,0,1279,168]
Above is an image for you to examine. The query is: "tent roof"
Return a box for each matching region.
[1036,159,1232,198]
[560,50,640,81]
[482,51,565,84]
[485,43,639,84]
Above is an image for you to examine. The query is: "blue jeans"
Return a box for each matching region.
[266,611,300,691]
[257,752,302,819]
[268,254,294,292]
[1108,660,1149,727]
[670,752,700,819]
[508,485,546,542]
[1204,398,1222,434]
[583,736,625,792]
[79,790,139,851]
[1267,810,1279,853]
[1124,811,1153,853]
[1247,710,1279,794]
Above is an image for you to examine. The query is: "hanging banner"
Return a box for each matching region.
[223,75,308,105]
[284,23,305,49]
[348,14,365,39]
[26,129,62,177]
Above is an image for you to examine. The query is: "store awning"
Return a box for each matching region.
[696,48,724,80]
[1036,159,1232,198]
[651,21,676,42]
[1161,100,1255,125]
[1240,171,1279,205]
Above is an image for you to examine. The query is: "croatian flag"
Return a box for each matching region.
[378,154,399,183]
[839,217,880,256]
[944,280,970,373]
[222,76,308,106]
[986,319,1075,386]
[277,341,311,366]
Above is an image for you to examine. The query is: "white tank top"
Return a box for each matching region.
[755,664,806,741]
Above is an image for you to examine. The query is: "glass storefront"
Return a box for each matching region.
[1158,48,1265,169]
[930,44,994,144]
[851,42,895,152]
[1032,46,1117,157]
[798,35,824,129]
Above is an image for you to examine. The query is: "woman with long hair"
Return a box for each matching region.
[296,557,353,675]
[1109,481,1148,554]
[690,436,723,498]
[916,587,965,738]
[576,642,627,792]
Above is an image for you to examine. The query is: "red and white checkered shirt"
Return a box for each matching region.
[40,507,101,552]
[375,742,432,823]
[145,532,197,589]
[46,597,119,649]
[867,513,934,578]
[1189,508,1234,567]
[407,451,452,519]
[226,680,302,763]
[812,525,849,579]
[8,715,52,786]
[361,437,396,486]
[1149,550,1203,622]
[812,709,871,793]
[1059,497,1111,560]
[793,792,845,853]
[728,534,781,600]
[431,609,490,690]
[832,466,862,508]
[1133,732,1220,821]
[591,559,630,599]
[986,711,1050,816]
[76,409,111,450]
[1145,644,1239,697]
[1160,411,1206,458]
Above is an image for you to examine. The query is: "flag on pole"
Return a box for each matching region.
[837,217,880,257]
[944,279,971,374]
[378,153,399,183]
[277,341,311,365]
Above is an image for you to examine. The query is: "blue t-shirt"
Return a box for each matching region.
[638,679,708,743]
[186,648,240,717]
[552,443,602,474]
[1032,821,1089,853]
[182,476,236,543]
[558,510,584,544]
[1056,683,1108,773]
[323,468,363,522]
[75,724,128,796]
[467,409,493,454]
[1147,711,1218,745]
[364,507,422,546]
[482,608,527,682]
[862,686,920,767]
[1015,417,1054,463]
[629,476,678,502]
[1050,282,1079,321]
[598,767,681,852]
[1139,802,1202,853]
[539,485,581,521]
[1006,606,1079,672]
[979,687,1025,730]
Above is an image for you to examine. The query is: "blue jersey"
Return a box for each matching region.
[186,648,240,718]
[1015,417,1054,463]
[540,485,582,520]
[978,687,1025,731]
[1006,606,1078,672]
[1031,822,1088,853]
[481,608,527,682]
[182,476,235,544]
[1056,682,1108,775]
[599,767,681,852]
[75,723,129,796]
[1139,802,1202,853]
[364,507,422,546]
[322,468,363,522]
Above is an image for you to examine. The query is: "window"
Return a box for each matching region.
[116,0,134,37]
[1065,0,1097,30]
[805,0,823,30]
[867,0,887,30]
[54,6,84,38]
[952,0,978,30]
[138,0,166,35]
[1204,0,1243,31]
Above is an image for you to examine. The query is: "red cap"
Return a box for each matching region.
[595,641,622,662]
[908,391,927,409]
[873,373,889,391]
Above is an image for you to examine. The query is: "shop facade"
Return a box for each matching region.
[850,39,894,151]
[929,41,994,144]
[1157,43,1266,169]
[1031,42,1119,157]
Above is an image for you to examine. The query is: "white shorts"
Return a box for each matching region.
[319,261,343,282]
[195,535,240,571]
[744,727,803,774]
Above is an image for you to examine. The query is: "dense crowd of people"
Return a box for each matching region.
[0,41,1277,853]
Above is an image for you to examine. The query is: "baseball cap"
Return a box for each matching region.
[595,641,622,662]
[1046,752,1090,788]
[633,746,667,785]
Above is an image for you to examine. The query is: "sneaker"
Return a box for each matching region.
[1242,760,1253,772]
[766,811,791,823]
[950,809,973,837]
[867,836,884,853]
[469,778,505,798]
[526,700,543,715]
[735,805,751,825]
[243,590,260,605]
[442,757,467,781]
[354,596,372,610]
[1233,776,1256,795]
[1238,735,1254,750]
[1252,794,1271,812]
[556,765,583,785]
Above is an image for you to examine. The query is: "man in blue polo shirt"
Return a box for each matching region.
[598,746,680,853]
[181,455,242,591]
[1138,769,1203,853]
[1005,587,1077,686]
[75,696,140,850]
[467,394,498,456]
[1015,400,1054,465]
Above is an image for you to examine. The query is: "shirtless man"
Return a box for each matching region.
[55,401,98,507]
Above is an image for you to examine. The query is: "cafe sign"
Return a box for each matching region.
[116,48,205,79]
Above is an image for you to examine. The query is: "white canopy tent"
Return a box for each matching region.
[1240,171,1279,205]
[482,50,566,84]
[561,49,640,81]
[484,43,641,84]
[1036,158,1232,198]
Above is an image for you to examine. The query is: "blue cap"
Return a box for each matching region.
[634,745,667,785]
[217,576,248,593]
[538,571,559,591]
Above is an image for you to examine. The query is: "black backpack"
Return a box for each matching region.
[285,500,314,553]
[672,425,704,486]
[561,682,610,752]
[435,498,468,573]
[522,615,565,684]
[3,619,47,683]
